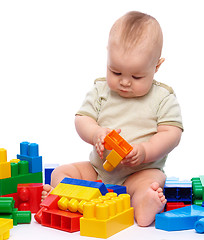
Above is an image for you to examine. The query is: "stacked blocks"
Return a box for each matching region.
[51,177,108,201]
[191,176,204,206]
[0,218,13,240]
[17,142,42,173]
[0,142,43,197]
[35,177,133,236]
[164,177,192,211]
[80,193,134,238]
[155,205,204,231]
[0,197,31,226]
[35,178,109,232]
[103,130,133,171]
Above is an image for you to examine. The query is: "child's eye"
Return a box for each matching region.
[132,75,142,80]
[112,71,121,76]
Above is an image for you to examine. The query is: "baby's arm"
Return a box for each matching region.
[122,125,182,166]
[75,115,120,158]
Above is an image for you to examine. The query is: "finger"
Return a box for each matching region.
[115,128,121,134]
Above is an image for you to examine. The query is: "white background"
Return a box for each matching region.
[0,0,204,181]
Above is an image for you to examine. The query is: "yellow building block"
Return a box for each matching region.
[0,218,13,240]
[80,193,134,238]
[0,162,11,179]
[10,159,20,163]
[50,183,102,201]
[103,149,123,172]
[0,149,7,163]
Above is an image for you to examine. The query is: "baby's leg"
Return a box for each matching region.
[42,161,98,201]
[124,168,166,227]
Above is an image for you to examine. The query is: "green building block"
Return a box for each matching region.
[191,175,204,206]
[0,197,31,225]
[0,171,42,195]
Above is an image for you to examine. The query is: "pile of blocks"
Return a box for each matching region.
[156,177,204,233]
[0,142,43,213]
[35,177,134,238]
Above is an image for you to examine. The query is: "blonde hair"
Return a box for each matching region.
[109,11,163,54]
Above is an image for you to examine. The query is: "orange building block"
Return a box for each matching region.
[104,130,133,158]
[103,130,133,171]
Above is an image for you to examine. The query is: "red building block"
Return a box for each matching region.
[41,208,82,232]
[166,202,191,211]
[1,192,19,207]
[40,194,60,209]
[17,183,43,213]
[34,194,61,224]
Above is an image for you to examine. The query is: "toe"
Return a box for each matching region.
[150,182,159,191]
[43,184,52,191]
[42,190,48,196]
[157,187,163,193]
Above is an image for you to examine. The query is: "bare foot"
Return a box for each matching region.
[41,184,54,202]
[135,182,167,227]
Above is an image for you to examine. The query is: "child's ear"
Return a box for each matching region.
[155,58,165,73]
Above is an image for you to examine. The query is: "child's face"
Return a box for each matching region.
[106,42,160,98]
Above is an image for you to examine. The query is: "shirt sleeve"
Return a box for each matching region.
[157,93,183,130]
[76,84,100,121]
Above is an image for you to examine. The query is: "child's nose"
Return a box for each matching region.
[120,77,131,87]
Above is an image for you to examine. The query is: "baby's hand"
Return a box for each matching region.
[93,128,121,159]
[121,143,146,167]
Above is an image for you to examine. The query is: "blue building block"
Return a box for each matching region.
[60,178,108,195]
[105,184,127,195]
[17,142,42,173]
[44,164,59,184]
[164,178,192,202]
[155,205,204,231]
[194,218,204,233]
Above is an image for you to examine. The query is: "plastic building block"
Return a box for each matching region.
[44,163,59,184]
[194,217,204,233]
[0,149,11,179]
[104,130,133,158]
[0,162,11,180]
[60,178,108,195]
[34,194,61,224]
[41,208,82,232]
[57,197,88,213]
[17,183,43,213]
[0,148,7,163]
[40,194,60,209]
[105,184,127,195]
[164,178,192,203]
[0,218,13,240]
[155,205,204,231]
[0,171,43,196]
[103,130,133,171]
[80,193,134,238]
[17,142,42,173]
[1,193,18,208]
[51,183,102,201]
[166,202,191,211]
[51,178,109,202]
[0,197,31,226]
[103,150,123,172]
[192,176,204,206]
